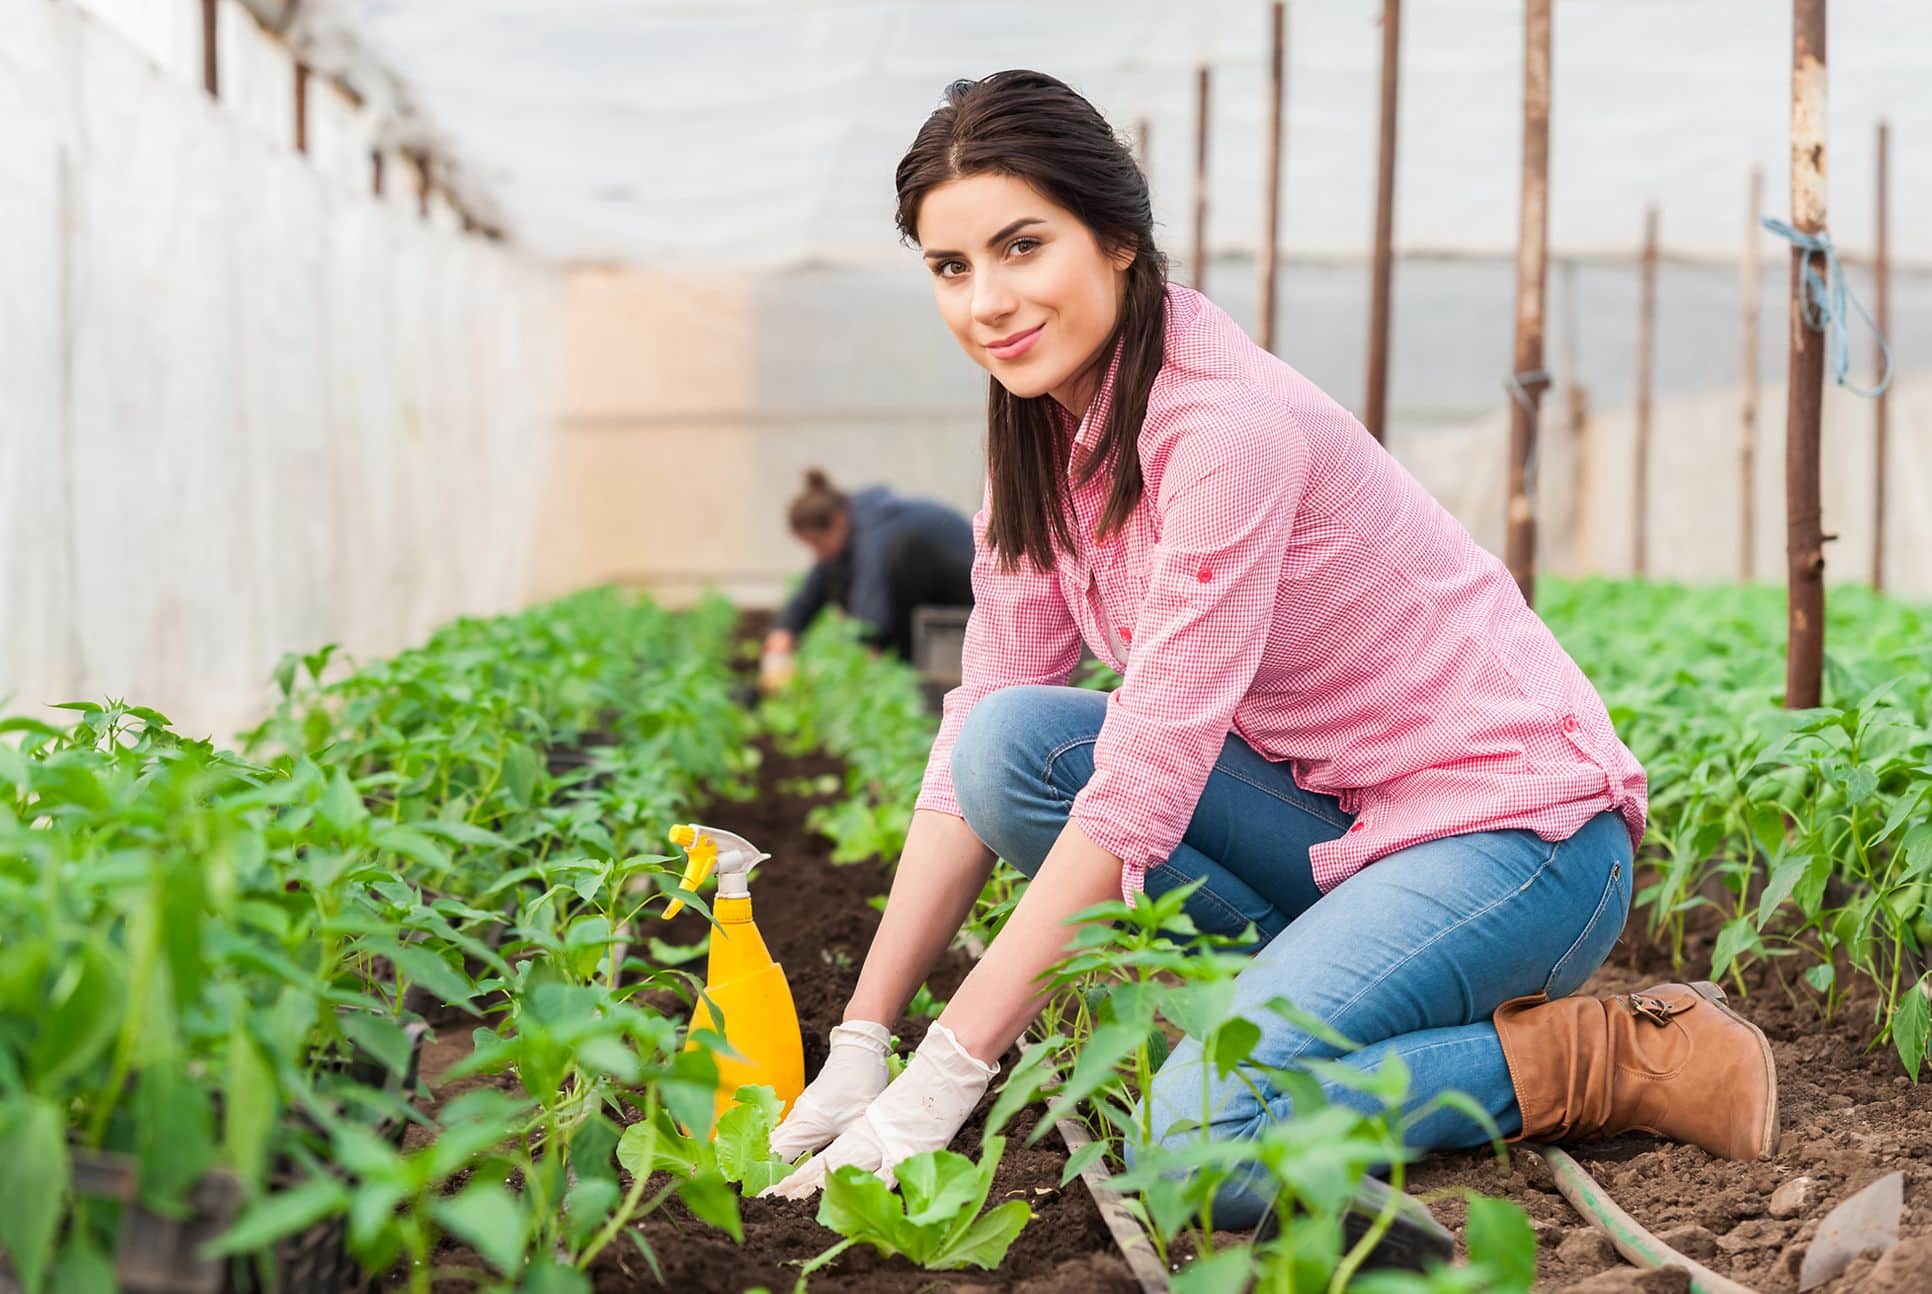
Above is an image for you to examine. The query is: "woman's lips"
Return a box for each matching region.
[987,323,1045,360]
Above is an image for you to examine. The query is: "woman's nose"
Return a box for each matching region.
[971,270,1016,325]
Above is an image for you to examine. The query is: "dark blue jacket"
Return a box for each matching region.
[777,486,972,637]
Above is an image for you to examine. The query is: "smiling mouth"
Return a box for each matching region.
[986,323,1045,358]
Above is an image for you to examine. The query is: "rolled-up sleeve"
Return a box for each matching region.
[916,489,1082,818]
[1070,409,1309,902]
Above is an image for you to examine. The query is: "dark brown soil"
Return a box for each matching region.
[1406,907,1932,1291]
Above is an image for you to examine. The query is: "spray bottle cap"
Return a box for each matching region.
[662,822,771,920]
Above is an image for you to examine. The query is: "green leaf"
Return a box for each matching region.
[339,1012,414,1079]
[1846,765,1880,806]
[895,1148,986,1230]
[1172,1246,1255,1294]
[204,1175,350,1257]
[48,1237,116,1294]
[502,744,542,808]
[1893,981,1930,1082]
[1464,1196,1537,1294]
[317,768,369,839]
[819,1165,912,1256]
[432,1180,529,1275]
[677,1170,742,1243]
[714,1086,784,1186]
[0,1099,68,1293]
[371,825,453,875]
[564,1176,620,1247]
[519,1259,593,1294]
[135,1061,216,1217]
[1059,1137,1110,1187]
[1804,962,1835,992]
[224,1024,278,1194]
[1211,1017,1262,1078]
[931,1199,1031,1271]
[1708,917,1760,981]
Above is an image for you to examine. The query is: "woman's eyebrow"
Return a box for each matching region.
[922,217,1048,261]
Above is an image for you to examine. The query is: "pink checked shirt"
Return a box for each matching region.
[917,285,1648,905]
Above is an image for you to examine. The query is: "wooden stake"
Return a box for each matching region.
[201,0,219,99]
[1134,117,1152,188]
[1873,120,1890,592]
[1364,0,1402,442]
[1634,205,1659,578]
[1259,2,1286,353]
[294,61,311,155]
[1784,0,1827,709]
[1193,66,1211,293]
[1505,0,1551,602]
[1741,167,1762,583]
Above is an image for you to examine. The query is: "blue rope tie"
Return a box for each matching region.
[1760,217,1895,398]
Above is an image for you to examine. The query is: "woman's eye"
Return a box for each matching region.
[936,259,967,278]
[1008,238,1039,257]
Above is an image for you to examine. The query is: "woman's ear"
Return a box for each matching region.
[1108,236,1138,272]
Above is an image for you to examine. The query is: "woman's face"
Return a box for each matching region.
[915,172,1134,416]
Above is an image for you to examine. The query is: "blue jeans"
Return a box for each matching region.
[949,685,1634,1229]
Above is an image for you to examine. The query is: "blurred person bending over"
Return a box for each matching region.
[762,470,974,681]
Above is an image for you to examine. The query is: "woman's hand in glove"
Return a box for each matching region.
[767,1020,894,1160]
[762,1022,996,1199]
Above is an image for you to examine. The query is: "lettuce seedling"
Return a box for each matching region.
[814,1136,1030,1272]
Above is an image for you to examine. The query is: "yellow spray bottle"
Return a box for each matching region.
[662,822,805,1129]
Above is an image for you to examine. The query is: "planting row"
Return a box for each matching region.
[1542,580,1932,1076]
[0,591,781,1293]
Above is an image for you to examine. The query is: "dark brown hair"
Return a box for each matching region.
[787,468,848,535]
[894,70,1167,573]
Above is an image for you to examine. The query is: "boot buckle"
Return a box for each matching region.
[1625,991,1688,1025]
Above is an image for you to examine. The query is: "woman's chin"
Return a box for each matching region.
[992,368,1060,401]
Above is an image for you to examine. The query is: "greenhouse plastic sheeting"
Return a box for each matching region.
[0,2,557,740]
[326,0,1932,269]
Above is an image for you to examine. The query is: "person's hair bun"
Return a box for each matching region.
[803,468,834,491]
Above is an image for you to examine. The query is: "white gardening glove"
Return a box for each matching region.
[762,1022,997,1200]
[768,1020,894,1160]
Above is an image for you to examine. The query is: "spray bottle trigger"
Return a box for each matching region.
[662,824,717,921]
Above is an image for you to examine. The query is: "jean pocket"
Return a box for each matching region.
[1542,858,1628,999]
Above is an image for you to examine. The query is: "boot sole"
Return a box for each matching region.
[1690,980,1780,1158]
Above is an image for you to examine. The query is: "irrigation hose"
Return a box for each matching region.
[1529,1144,1764,1294]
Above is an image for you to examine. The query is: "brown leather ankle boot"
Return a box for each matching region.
[1492,981,1778,1159]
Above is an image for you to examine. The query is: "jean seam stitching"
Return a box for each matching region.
[1214,763,1352,830]
[1279,837,1565,1064]
[1543,855,1626,996]
[1040,734,1096,805]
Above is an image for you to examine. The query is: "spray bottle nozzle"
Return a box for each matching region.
[662,823,771,920]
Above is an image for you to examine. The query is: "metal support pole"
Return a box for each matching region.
[1873,120,1890,592]
[1364,0,1401,442]
[1505,0,1551,601]
[1259,2,1286,352]
[1784,0,1827,709]
[1193,66,1211,293]
[1741,168,1762,583]
[1634,206,1658,578]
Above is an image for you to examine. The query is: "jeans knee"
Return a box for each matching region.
[949,687,1047,874]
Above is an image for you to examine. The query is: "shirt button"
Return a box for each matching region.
[1196,566,1213,582]
[1348,819,1366,833]
[1561,714,1580,734]
[1118,626,1133,644]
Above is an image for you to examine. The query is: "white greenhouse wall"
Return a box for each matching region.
[0,0,559,742]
